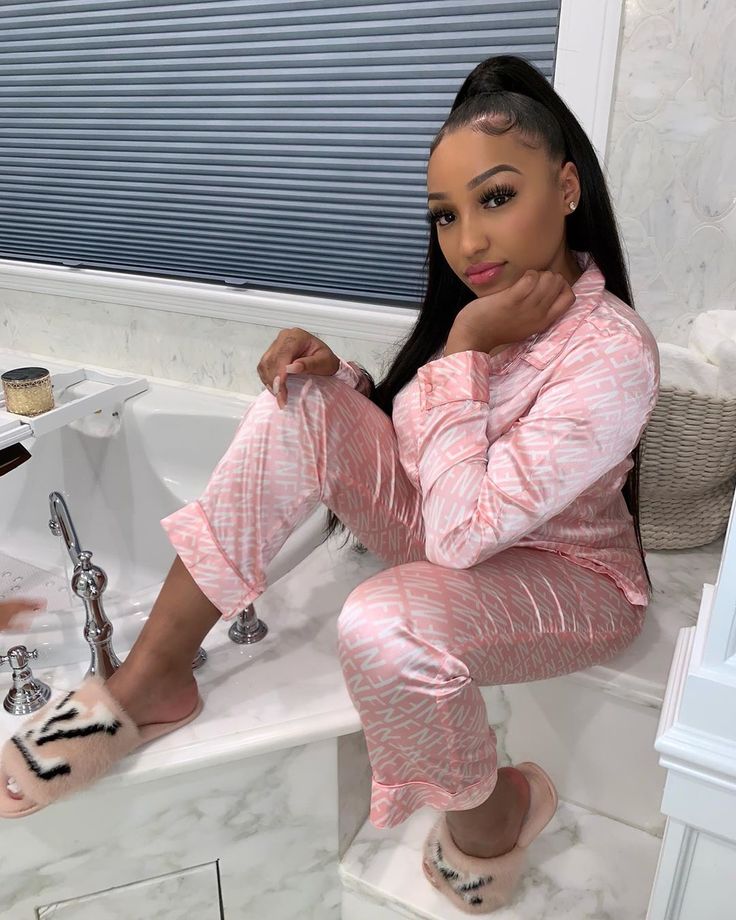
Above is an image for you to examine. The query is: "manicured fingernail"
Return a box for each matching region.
[273,376,280,395]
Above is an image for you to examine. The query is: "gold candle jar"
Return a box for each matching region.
[1,367,55,417]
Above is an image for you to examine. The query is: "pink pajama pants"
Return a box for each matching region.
[162,372,646,829]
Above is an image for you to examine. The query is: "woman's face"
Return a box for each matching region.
[426,125,580,293]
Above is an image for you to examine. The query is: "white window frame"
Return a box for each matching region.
[0,0,624,345]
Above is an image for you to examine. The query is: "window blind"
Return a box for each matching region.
[0,1,561,305]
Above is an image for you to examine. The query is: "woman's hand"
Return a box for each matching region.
[257,327,340,409]
[0,598,43,631]
[447,270,576,355]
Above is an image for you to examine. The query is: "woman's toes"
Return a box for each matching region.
[6,776,24,800]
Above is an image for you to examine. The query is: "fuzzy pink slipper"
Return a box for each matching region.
[0,676,203,818]
[422,762,558,914]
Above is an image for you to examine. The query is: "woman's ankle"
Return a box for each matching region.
[446,767,531,859]
[105,659,198,727]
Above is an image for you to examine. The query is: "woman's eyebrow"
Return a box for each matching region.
[428,164,522,201]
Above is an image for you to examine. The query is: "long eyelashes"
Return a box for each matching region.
[478,183,517,207]
[426,183,518,226]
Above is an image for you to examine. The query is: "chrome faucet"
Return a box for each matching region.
[48,491,207,677]
[49,491,122,679]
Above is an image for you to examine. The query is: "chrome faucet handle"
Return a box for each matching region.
[0,645,38,669]
[228,603,268,644]
[1,645,52,715]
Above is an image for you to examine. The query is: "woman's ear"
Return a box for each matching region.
[559,160,581,214]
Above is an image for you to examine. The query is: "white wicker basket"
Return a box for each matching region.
[639,384,736,550]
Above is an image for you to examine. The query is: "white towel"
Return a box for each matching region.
[689,309,736,396]
[714,339,736,397]
[658,343,719,395]
[690,310,736,363]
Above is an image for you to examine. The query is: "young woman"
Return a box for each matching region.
[1,56,659,914]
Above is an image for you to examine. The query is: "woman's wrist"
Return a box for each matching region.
[346,361,375,397]
[443,328,504,358]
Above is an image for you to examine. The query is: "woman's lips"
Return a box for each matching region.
[466,263,505,285]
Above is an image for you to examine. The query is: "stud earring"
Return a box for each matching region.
[569,201,577,211]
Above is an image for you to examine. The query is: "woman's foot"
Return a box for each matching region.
[104,654,199,728]
[4,656,199,800]
[446,766,532,859]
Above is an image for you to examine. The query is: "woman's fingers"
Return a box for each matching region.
[275,350,333,409]
[0,598,44,631]
[274,372,287,409]
[256,329,306,393]
[275,359,310,409]
[287,352,337,375]
[522,271,569,316]
[545,280,576,325]
[256,327,342,410]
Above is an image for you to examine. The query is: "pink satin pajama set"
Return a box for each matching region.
[161,254,661,829]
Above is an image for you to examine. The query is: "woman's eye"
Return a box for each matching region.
[427,186,516,227]
[480,186,517,209]
[426,210,454,227]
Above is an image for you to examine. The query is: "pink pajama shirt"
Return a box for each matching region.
[162,254,660,828]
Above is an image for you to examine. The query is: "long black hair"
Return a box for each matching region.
[321,54,652,598]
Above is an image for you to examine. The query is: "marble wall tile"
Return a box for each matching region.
[0,739,341,920]
[0,287,390,397]
[607,0,736,344]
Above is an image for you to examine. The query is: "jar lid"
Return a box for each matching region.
[1,366,50,383]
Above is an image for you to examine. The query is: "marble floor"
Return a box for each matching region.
[341,798,663,920]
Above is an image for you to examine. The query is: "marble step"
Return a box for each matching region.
[480,674,667,835]
[340,801,663,920]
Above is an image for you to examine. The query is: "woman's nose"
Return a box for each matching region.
[459,220,489,259]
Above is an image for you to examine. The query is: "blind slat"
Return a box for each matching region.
[3,218,428,249]
[1,239,420,282]
[2,14,558,44]
[0,202,427,230]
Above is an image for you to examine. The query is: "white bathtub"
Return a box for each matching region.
[0,351,366,668]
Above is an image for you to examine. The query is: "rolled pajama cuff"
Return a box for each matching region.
[369,770,498,829]
[417,350,493,411]
[160,500,265,621]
